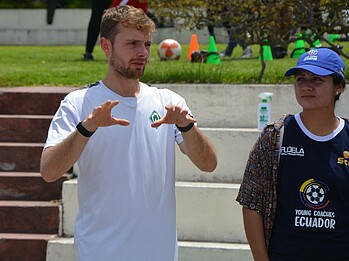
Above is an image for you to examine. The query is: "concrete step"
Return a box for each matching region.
[0,9,229,46]
[176,182,245,243]
[61,179,246,243]
[162,84,349,128]
[0,200,61,234]
[45,237,253,261]
[176,127,259,183]
[0,127,258,182]
[0,88,69,261]
[0,233,56,261]
[0,87,72,115]
[46,237,76,261]
[1,85,348,128]
[0,172,70,201]
[178,241,253,261]
[0,142,43,172]
[0,115,52,143]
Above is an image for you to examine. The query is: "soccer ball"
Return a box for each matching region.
[157,39,182,60]
[305,184,325,205]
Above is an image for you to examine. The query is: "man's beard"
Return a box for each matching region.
[110,50,146,79]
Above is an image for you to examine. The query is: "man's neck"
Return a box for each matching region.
[102,75,140,97]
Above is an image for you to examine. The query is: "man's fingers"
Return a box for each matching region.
[108,100,120,109]
[152,105,196,128]
[113,117,130,126]
[186,115,197,123]
[92,100,119,114]
[114,119,130,126]
[102,100,119,110]
[98,100,119,109]
[151,118,164,128]
[165,105,186,113]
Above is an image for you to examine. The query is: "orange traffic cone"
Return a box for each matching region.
[187,34,200,60]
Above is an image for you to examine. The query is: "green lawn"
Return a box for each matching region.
[0,42,348,87]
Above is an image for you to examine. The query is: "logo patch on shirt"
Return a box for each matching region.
[344,151,349,159]
[149,110,161,123]
[281,146,305,156]
[337,150,349,166]
[295,179,335,230]
[299,178,330,209]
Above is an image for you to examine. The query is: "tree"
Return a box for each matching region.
[149,0,349,81]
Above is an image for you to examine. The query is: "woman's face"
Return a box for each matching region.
[294,69,343,112]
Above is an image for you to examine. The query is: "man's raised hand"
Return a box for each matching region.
[151,105,196,128]
[83,100,130,131]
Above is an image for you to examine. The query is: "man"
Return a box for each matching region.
[40,5,217,261]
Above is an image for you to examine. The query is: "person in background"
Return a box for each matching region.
[83,0,149,61]
[111,0,148,13]
[83,0,112,60]
[236,48,348,260]
[205,0,220,41]
[42,5,217,261]
[207,1,253,59]
[220,27,253,58]
[219,3,254,58]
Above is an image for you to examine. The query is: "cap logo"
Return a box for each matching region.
[340,67,345,78]
[303,50,318,62]
[286,48,346,80]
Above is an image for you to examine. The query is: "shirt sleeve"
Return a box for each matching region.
[171,92,193,145]
[44,95,80,149]
[236,129,274,213]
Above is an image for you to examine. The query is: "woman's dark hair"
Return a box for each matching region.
[333,73,346,101]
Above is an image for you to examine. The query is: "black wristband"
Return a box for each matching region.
[176,122,194,133]
[76,122,96,138]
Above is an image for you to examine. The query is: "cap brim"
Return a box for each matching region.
[284,65,334,77]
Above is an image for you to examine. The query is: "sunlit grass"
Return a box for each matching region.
[0,42,348,87]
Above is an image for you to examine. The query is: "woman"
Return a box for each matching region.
[236,48,348,260]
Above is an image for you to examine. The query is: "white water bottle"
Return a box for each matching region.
[258,92,273,130]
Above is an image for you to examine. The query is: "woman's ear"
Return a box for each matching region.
[335,82,344,95]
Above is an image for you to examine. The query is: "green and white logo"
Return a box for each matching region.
[149,110,161,123]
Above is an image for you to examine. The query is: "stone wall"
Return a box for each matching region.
[0,9,227,46]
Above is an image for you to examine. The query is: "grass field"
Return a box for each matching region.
[0,42,348,87]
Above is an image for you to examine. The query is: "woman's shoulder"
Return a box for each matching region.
[265,114,293,132]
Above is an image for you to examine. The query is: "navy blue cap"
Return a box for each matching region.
[285,48,346,80]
